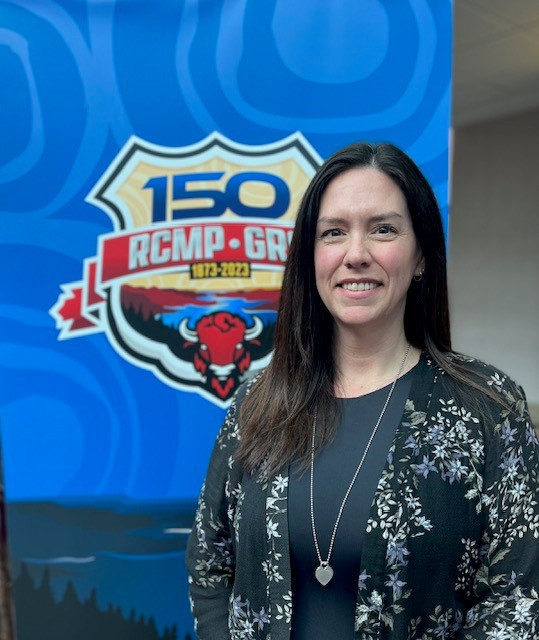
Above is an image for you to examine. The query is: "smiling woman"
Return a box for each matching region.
[314,168,423,366]
[186,142,539,640]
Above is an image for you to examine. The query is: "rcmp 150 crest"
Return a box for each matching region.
[50,133,321,406]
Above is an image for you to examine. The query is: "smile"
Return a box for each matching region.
[339,282,381,291]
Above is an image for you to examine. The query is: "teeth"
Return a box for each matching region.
[341,282,380,291]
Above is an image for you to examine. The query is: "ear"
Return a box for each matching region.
[414,254,425,278]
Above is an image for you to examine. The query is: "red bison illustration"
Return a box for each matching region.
[179,311,263,399]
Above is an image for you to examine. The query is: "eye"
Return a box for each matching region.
[375,224,397,235]
[320,228,343,238]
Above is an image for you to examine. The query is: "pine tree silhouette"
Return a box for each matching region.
[62,580,80,608]
[13,564,38,639]
[38,568,55,602]
[12,563,182,639]
[12,563,32,598]
[81,587,102,638]
[55,581,80,638]
[35,569,58,640]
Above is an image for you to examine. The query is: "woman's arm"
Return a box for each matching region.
[460,378,539,639]
[186,394,241,639]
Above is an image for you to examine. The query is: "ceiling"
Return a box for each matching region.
[453,0,539,127]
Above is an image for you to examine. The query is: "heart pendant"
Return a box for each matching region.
[315,564,334,586]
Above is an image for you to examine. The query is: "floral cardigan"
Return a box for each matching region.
[186,354,539,639]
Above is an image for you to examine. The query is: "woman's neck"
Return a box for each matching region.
[333,328,420,398]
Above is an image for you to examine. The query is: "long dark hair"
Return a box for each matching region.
[237,142,495,475]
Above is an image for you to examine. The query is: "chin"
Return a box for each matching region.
[337,313,378,328]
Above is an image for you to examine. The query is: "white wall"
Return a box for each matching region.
[449,108,539,418]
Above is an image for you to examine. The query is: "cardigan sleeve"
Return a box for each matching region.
[185,393,241,640]
[459,378,539,639]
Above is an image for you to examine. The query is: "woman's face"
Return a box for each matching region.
[314,167,423,337]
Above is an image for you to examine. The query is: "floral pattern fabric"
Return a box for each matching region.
[186,354,539,639]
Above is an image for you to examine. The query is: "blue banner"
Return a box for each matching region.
[0,1,451,638]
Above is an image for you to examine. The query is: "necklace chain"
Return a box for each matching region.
[309,343,411,585]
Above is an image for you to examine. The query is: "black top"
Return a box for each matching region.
[288,367,415,639]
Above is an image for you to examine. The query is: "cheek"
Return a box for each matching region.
[379,246,418,280]
[314,245,339,281]
[313,247,336,303]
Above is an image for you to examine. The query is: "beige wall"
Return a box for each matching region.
[449,108,539,422]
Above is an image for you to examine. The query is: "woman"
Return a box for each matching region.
[186,143,538,639]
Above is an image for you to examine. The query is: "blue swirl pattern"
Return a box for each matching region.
[0,0,451,500]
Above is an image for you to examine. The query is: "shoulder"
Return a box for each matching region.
[234,371,264,412]
[421,354,538,468]
[431,351,529,421]
[446,351,511,379]
[449,352,529,420]
[216,373,264,447]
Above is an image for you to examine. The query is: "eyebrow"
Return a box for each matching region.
[317,212,404,225]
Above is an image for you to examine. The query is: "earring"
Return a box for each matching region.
[413,271,423,282]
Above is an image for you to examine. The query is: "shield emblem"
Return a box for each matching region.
[51,132,321,406]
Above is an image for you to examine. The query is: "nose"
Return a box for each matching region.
[343,234,371,268]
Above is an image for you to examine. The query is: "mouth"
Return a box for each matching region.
[338,281,382,291]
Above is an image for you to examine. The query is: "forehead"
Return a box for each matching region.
[318,167,408,218]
